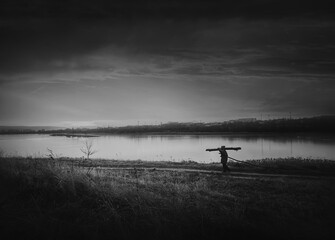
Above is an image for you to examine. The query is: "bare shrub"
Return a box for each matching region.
[80,140,97,160]
[80,140,98,176]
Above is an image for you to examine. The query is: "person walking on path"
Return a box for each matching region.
[206,145,241,173]
[219,146,230,172]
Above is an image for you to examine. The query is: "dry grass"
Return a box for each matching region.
[1,157,335,240]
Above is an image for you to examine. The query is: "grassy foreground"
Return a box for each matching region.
[1,157,335,240]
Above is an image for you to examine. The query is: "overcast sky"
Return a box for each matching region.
[1,0,335,127]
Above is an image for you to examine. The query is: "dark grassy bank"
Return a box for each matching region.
[1,157,335,240]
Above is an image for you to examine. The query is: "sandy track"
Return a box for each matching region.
[91,166,335,180]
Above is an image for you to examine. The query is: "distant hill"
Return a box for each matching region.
[1,116,334,134]
[0,126,64,133]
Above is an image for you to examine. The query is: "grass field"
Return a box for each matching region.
[1,156,335,240]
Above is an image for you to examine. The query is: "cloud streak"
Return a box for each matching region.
[0,2,335,126]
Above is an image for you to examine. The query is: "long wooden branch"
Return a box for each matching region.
[206,147,241,152]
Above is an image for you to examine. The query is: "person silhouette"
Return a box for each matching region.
[219,146,230,172]
[206,145,241,173]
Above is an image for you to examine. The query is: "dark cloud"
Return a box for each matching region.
[1,1,335,125]
[260,79,335,114]
[1,0,334,20]
[2,1,335,73]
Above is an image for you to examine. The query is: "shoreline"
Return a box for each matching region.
[2,156,335,177]
[49,133,100,137]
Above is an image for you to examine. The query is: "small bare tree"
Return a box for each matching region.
[80,140,97,160]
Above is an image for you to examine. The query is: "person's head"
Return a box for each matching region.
[221,146,225,150]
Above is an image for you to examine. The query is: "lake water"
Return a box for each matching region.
[0,134,334,162]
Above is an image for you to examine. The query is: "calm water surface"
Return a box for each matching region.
[0,134,334,162]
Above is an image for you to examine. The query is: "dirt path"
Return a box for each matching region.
[93,166,335,180]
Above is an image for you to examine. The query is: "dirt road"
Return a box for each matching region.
[92,166,335,180]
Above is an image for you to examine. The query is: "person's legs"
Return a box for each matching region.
[222,163,230,172]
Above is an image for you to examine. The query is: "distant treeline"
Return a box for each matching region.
[1,116,335,135]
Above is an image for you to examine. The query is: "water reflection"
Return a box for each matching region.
[0,134,334,162]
